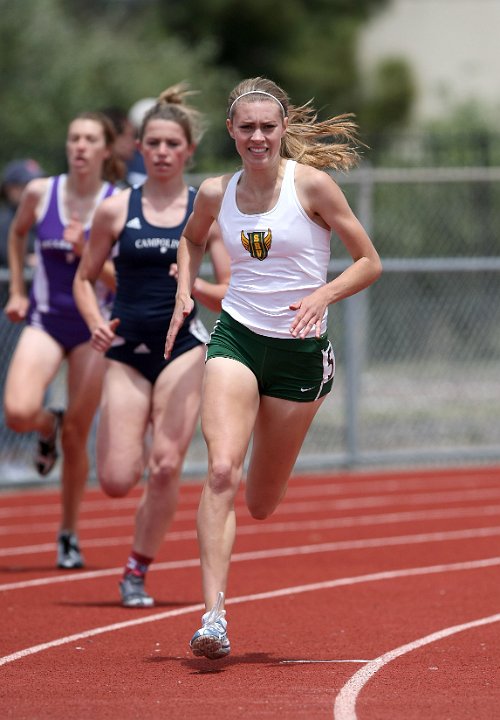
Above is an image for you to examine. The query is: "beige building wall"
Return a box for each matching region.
[358,0,500,122]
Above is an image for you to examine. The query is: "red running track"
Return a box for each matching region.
[1,465,499,719]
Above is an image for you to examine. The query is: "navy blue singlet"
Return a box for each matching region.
[106,185,208,383]
[111,185,198,341]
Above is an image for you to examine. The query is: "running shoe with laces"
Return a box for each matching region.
[119,573,155,608]
[190,591,231,659]
[35,408,64,477]
[57,531,84,569]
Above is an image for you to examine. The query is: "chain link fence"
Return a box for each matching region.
[1,166,499,485]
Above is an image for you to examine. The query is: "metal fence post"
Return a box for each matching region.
[343,165,374,466]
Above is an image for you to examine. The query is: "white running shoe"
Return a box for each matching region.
[190,591,231,659]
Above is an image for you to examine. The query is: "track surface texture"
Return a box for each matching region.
[1,465,499,719]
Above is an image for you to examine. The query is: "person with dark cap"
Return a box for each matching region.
[0,159,45,267]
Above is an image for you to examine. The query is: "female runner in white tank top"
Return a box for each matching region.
[166,76,382,660]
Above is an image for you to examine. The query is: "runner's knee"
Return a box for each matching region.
[4,405,37,433]
[148,455,181,491]
[99,467,140,498]
[208,459,240,495]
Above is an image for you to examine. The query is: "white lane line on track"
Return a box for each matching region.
[1,471,498,518]
[0,536,135,557]
[284,472,500,498]
[3,503,500,558]
[0,515,137,536]
[274,488,500,512]
[1,556,499,668]
[2,526,500,593]
[333,613,500,720]
[3,487,500,536]
[0,497,141,519]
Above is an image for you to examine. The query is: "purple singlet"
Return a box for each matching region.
[28,174,116,352]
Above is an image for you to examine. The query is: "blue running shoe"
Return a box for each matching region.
[190,591,231,659]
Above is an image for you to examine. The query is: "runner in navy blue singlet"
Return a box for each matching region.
[74,84,230,608]
[4,112,122,570]
[105,184,208,383]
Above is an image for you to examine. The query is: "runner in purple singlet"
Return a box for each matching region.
[3,112,122,570]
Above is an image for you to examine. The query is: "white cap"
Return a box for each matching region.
[128,97,156,130]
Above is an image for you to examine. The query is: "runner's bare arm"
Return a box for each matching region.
[165,178,225,357]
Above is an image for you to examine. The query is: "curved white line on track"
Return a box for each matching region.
[1,556,500,668]
[333,613,500,720]
[2,525,500,592]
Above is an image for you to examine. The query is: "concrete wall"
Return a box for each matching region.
[358,0,500,122]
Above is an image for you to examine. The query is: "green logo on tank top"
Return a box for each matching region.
[241,229,272,260]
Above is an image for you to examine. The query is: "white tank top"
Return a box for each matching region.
[218,159,331,338]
